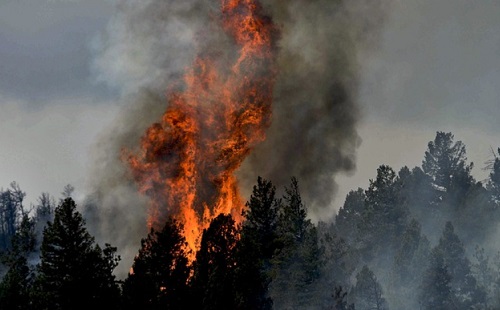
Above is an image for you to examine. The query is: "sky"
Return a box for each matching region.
[1,0,500,220]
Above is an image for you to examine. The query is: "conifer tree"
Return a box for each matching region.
[422,132,474,205]
[0,214,36,309]
[271,177,320,309]
[121,217,191,310]
[487,148,500,204]
[0,183,26,252]
[234,176,279,310]
[191,214,239,310]
[419,248,454,310]
[335,188,366,244]
[352,265,388,310]
[32,197,120,310]
[435,222,486,308]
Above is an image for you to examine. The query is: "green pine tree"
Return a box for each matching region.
[271,177,320,309]
[234,176,280,310]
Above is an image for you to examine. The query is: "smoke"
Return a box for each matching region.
[240,0,391,219]
[91,0,212,95]
[87,0,390,277]
[87,0,216,277]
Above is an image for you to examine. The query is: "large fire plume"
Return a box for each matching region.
[124,0,278,255]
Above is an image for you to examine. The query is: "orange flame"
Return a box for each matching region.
[124,0,278,257]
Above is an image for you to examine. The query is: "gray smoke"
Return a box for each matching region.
[92,0,212,95]
[88,1,214,277]
[87,0,390,277]
[239,0,390,220]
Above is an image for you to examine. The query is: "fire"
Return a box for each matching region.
[124,0,278,256]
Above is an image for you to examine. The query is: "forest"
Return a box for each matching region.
[1,131,500,310]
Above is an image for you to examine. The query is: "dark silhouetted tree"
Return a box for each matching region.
[358,165,408,259]
[396,167,435,231]
[422,132,473,205]
[0,183,26,252]
[122,217,191,310]
[271,177,320,309]
[234,176,279,310]
[335,188,366,244]
[191,214,239,310]
[33,193,55,249]
[486,148,500,205]
[0,214,36,309]
[32,197,120,310]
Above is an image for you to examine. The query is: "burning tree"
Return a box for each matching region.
[124,0,279,255]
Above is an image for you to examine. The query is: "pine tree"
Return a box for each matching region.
[335,188,366,244]
[33,193,55,247]
[471,246,493,303]
[435,222,486,308]
[352,265,388,310]
[0,183,26,252]
[390,219,430,310]
[121,217,191,310]
[0,214,36,309]
[317,221,358,300]
[271,177,320,309]
[359,165,408,258]
[486,148,500,205]
[394,219,430,282]
[422,132,474,205]
[32,197,120,310]
[191,214,239,310]
[419,248,454,310]
[396,167,435,233]
[234,176,279,310]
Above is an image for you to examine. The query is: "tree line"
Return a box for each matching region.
[2,131,500,309]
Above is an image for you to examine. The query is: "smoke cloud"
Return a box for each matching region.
[240,0,390,219]
[87,0,390,276]
[87,0,215,277]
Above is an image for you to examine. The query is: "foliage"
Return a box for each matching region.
[422,131,472,195]
[270,177,320,309]
[122,217,191,310]
[32,197,120,310]
[2,131,500,309]
[191,214,239,310]
[0,183,26,252]
[0,214,36,310]
[234,176,279,310]
[352,265,388,310]
[419,248,454,310]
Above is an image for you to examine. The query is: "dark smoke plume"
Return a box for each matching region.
[240,0,390,219]
[88,0,390,277]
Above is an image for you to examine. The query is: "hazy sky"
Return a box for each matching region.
[1,0,500,219]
